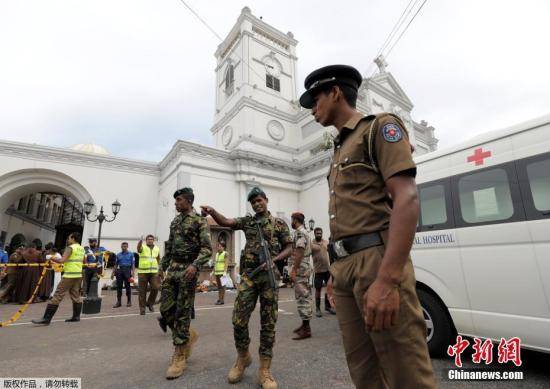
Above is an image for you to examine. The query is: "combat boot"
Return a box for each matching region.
[166,345,187,380]
[184,328,199,358]
[32,304,58,326]
[292,322,312,340]
[258,356,277,389]
[158,316,168,333]
[293,323,303,333]
[65,303,82,322]
[227,349,252,384]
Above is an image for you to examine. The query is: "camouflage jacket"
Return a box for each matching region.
[293,225,312,262]
[233,212,292,270]
[161,209,212,271]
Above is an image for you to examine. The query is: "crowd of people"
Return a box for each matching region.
[0,237,123,305]
[0,241,60,304]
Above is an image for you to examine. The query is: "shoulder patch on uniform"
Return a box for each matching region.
[381,123,403,143]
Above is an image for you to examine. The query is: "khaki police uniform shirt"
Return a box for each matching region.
[328,112,416,241]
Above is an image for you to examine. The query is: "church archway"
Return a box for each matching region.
[0,169,95,249]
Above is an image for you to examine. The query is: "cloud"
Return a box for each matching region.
[0,0,548,159]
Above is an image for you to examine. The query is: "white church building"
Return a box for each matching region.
[0,7,438,266]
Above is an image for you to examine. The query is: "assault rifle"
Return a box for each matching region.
[247,215,277,289]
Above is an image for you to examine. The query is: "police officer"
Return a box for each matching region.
[201,187,293,389]
[32,232,85,325]
[290,212,313,340]
[299,65,437,388]
[159,187,212,380]
[83,238,104,297]
[111,242,135,308]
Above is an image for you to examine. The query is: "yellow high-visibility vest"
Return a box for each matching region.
[138,245,160,274]
[63,243,84,278]
[214,251,227,274]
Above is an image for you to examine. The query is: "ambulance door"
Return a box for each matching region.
[453,161,550,349]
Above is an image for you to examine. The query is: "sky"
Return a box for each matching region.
[0,0,549,161]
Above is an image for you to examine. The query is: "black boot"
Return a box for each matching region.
[126,295,132,307]
[66,302,82,322]
[32,304,58,326]
[114,292,122,308]
[158,316,168,333]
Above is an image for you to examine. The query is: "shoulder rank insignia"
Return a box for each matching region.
[381,123,403,143]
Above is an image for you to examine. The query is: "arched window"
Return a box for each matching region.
[225,64,234,96]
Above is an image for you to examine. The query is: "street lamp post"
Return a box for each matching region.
[83,199,121,247]
[81,199,121,314]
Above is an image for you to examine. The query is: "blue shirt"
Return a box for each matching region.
[116,251,134,267]
[0,250,8,264]
[85,246,106,265]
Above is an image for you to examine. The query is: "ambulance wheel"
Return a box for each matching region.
[417,289,454,357]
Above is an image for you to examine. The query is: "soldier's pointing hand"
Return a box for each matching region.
[200,205,214,216]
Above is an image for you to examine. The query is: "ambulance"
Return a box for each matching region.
[411,114,550,356]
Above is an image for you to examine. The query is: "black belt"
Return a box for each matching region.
[328,232,383,260]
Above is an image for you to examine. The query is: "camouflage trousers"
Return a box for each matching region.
[294,261,312,320]
[233,272,278,358]
[160,263,197,346]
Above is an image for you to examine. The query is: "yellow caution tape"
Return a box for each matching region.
[0,262,49,327]
[0,263,102,268]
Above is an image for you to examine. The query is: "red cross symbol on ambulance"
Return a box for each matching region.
[467,148,492,166]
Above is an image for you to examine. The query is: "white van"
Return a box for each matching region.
[411,114,550,356]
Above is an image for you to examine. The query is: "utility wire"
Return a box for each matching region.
[366,0,429,78]
[365,0,418,75]
[385,0,428,58]
[365,0,419,76]
[176,0,268,86]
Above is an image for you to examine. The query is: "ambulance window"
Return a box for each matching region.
[458,168,514,223]
[420,184,447,226]
[526,158,550,212]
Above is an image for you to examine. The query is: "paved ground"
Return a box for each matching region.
[1,287,549,388]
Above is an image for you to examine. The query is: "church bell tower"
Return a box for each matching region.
[211,7,300,153]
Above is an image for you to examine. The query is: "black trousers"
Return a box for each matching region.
[115,267,132,301]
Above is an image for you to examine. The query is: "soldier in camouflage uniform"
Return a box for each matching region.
[159,187,212,380]
[290,212,313,340]
[201,187,293,389]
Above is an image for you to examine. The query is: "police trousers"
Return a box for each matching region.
[330,244,437,389]
[138,272,160,312]
[50,277,82,305]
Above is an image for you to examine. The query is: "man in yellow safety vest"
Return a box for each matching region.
[214,242,229,305]
[137,234,161,315]
[32,232,85,325]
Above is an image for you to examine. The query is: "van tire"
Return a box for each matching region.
[417,289,454,357]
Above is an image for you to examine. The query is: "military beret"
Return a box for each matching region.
[299,64,363,109]
[173,187,194,199]
[247,186,267,202]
